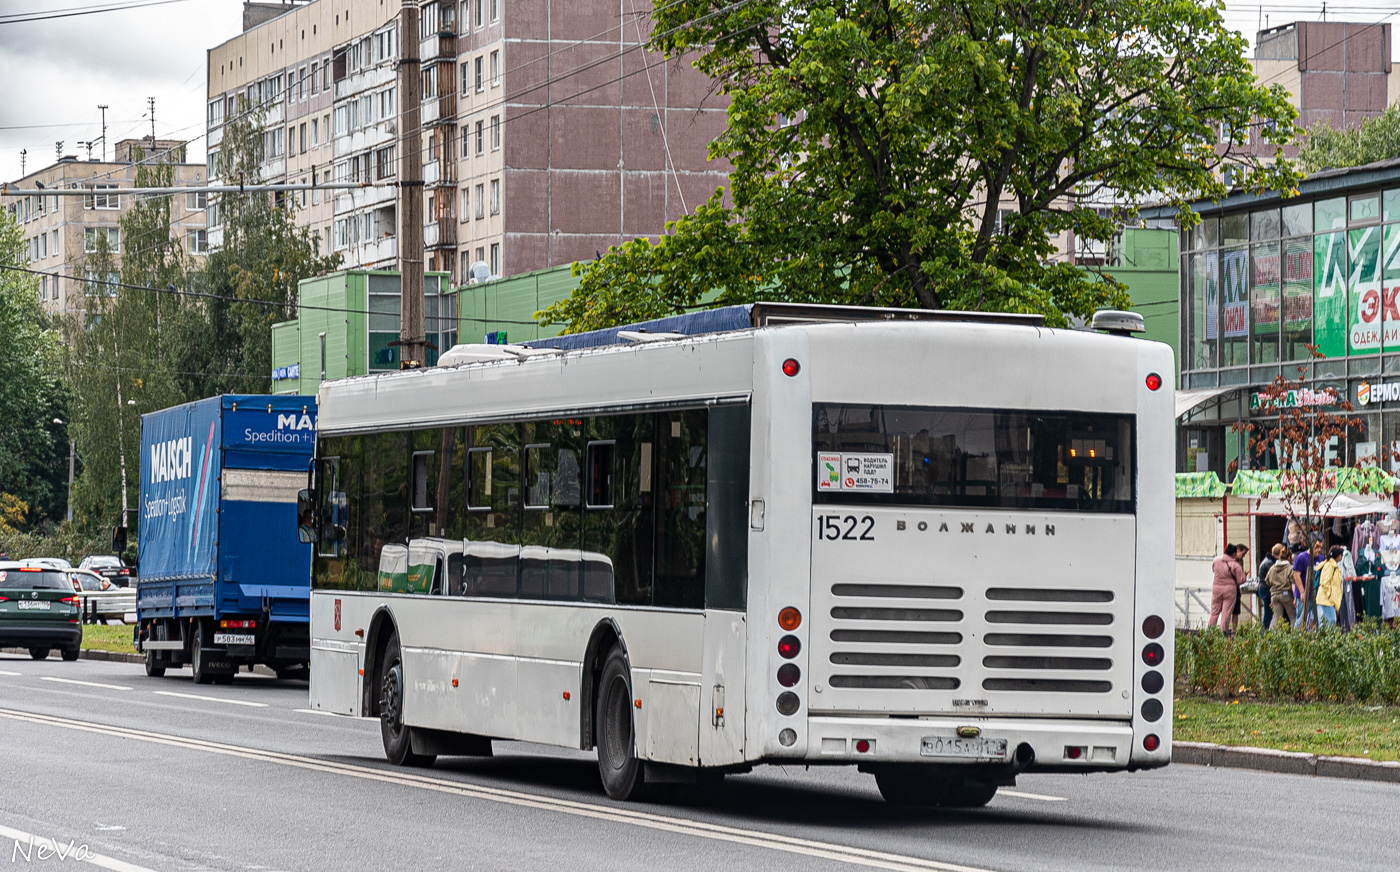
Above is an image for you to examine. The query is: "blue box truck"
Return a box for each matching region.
[133,395,316,683]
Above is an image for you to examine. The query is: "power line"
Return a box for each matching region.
[0,0,197,25]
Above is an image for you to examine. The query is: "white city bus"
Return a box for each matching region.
[303,303,1174,805]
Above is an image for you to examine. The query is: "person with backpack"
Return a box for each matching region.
[1264,543,1297,629]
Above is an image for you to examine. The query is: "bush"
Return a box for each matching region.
[1176,623,1400,705]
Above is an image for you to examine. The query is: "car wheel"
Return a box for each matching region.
[28,647,50,661]
[61,647,79,662]
[378,633,435,767]
[596,646,647,801]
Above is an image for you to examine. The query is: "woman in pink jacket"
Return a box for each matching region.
[1209,543,1246,632]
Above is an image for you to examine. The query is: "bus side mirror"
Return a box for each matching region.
[296,489,316,544]
[111,525,128,554]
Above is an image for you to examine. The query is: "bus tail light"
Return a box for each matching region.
[781,358,801,377]
[777,635,801,659]
[1143,734,1161,752]
[1064,746,1085,760]
[1145,373,1162,391]
[855,739,871,753]
[1141,642,1164,667]
[777,663,800,687]
[776,692,799,715]
[1142,615,1165,638]
[778,607,801,631]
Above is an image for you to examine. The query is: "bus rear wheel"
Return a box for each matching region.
[874,767,998,809]
[378,633,435,768]
[596,646,646,801]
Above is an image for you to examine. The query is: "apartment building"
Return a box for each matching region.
[206,0,729,285]
[2,139,209,316]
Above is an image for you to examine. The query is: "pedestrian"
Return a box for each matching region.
[1264,543,1296,629]
[1229,544,1251,631]
[1209,543,1245,632]
[1292,542,1317,629]
[1256,543,1277,629]
[1316,545,1345,628]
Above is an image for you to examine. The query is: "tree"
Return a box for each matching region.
[171,96,339,396]
[542,0,1298,332]
[1298,104,1400,173]
[0,207,69,528]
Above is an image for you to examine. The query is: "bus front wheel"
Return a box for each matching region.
[596,647,646,801]
[378,633,436,768]
[874,767,998,808]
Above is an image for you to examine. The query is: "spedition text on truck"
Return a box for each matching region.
[136,395,316,683]
[302,303,1174,805]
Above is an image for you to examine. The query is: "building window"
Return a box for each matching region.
[490,178,499,215]
[490,242,499,276]
[84,227,119,253]
[475,184,485,219]
[185,191,208,211]
[475,56,484,92]
[187,229,208,254]
[84,185,119,210]
[490,50,500,85]
[39,233,47,259]
[311,118,319,147]
[310,61,319,95]
[300,122,308,154]
[323,113,331,140]
[474,0,482,28]
[475,120,484,155]
[51,230,59,257]
[489,0,498,22]
[208,98,224,127]
[490,115,500,150]
[376,145,397,180]
[299,66,308,100]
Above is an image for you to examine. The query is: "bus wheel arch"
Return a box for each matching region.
[579,619,626,751]
[362,607,399,718]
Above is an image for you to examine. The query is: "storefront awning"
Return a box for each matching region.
[1175,472,1227,498]
[1233,493,1397,518]
[1175,386,1237,419]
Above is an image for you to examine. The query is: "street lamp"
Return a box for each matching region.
[53,418,74,523]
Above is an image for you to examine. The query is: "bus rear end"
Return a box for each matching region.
[747,319,1173,803]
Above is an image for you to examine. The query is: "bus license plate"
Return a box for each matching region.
[921,735,1008,760]
[214,633,255,646]
[17,601,51,610]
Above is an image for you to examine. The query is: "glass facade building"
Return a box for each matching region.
[1171,162,1400,477]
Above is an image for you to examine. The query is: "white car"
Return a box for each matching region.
[67,569,137,624]
[22,557,73,571]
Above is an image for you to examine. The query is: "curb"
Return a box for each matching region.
[1174,741,1400,783]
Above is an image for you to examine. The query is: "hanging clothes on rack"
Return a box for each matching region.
[1357,542,1382,621]
[1339,547,1358,629]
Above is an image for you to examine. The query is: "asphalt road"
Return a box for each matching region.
[0,654,1394,872]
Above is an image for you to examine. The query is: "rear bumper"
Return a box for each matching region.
[803,714,1153,771]
[0,623,82,649]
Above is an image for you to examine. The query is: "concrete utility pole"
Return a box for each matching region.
[396,0,426,369]
[148,97,157,148]
[98,104,108,161]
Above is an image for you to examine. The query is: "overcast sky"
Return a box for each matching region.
[1,0,1398,183]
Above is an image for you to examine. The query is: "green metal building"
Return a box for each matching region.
[270,270,455,396]
[456,264,581,346]
[1102,228,1179,354]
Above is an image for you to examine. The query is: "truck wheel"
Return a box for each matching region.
[144,649,166,678]
[378,633,435,767]
[190,620,214,685]
[28,647,50,661]
[61,647,80,662]
[275,665,309,681]
[596,646,647,801]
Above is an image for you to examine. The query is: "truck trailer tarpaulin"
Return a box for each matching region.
[137,395,316,683]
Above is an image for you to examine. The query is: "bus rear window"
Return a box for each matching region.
[813,404,1135,514]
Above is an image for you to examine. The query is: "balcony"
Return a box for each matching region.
[424,218,456,250]
[420,32,457,63]
[421,98,440,125]
[423,160,440,186]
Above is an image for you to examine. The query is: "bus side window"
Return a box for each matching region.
[524,443,553,509]
[585,441,615,509]
[467,448,493,510]
[653,409,707,609]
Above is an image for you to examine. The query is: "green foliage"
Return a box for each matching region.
[0,207,69,528]
[1298,104,1400,173]
[543,0,1298,331]
[1176,624,1400,705]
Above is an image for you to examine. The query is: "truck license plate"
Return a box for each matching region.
[214,633,255,646]
[17,601,51,610]
[920,735,1008,760]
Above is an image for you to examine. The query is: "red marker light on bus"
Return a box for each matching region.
[1143,734,1161,752]
[777,635,801,659]
[782,358,801,377]
[1145,373,1162,391]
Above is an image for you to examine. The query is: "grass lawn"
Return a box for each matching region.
[79,623,136,655]
[1174,696,1400,762]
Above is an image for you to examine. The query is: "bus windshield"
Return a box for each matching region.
[813,403,1135,514]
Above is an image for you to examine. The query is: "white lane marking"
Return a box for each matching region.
[998,790,1067,803]
[153,691,267,708]
[0,821,159,872]
[0,670,22,676]
[0,707,1003,872]
[40,677,132,691]
[294,708,346,717]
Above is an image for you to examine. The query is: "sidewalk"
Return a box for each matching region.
[1173,741,1400,783]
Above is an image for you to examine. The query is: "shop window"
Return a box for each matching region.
[1350,194,1380,225]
